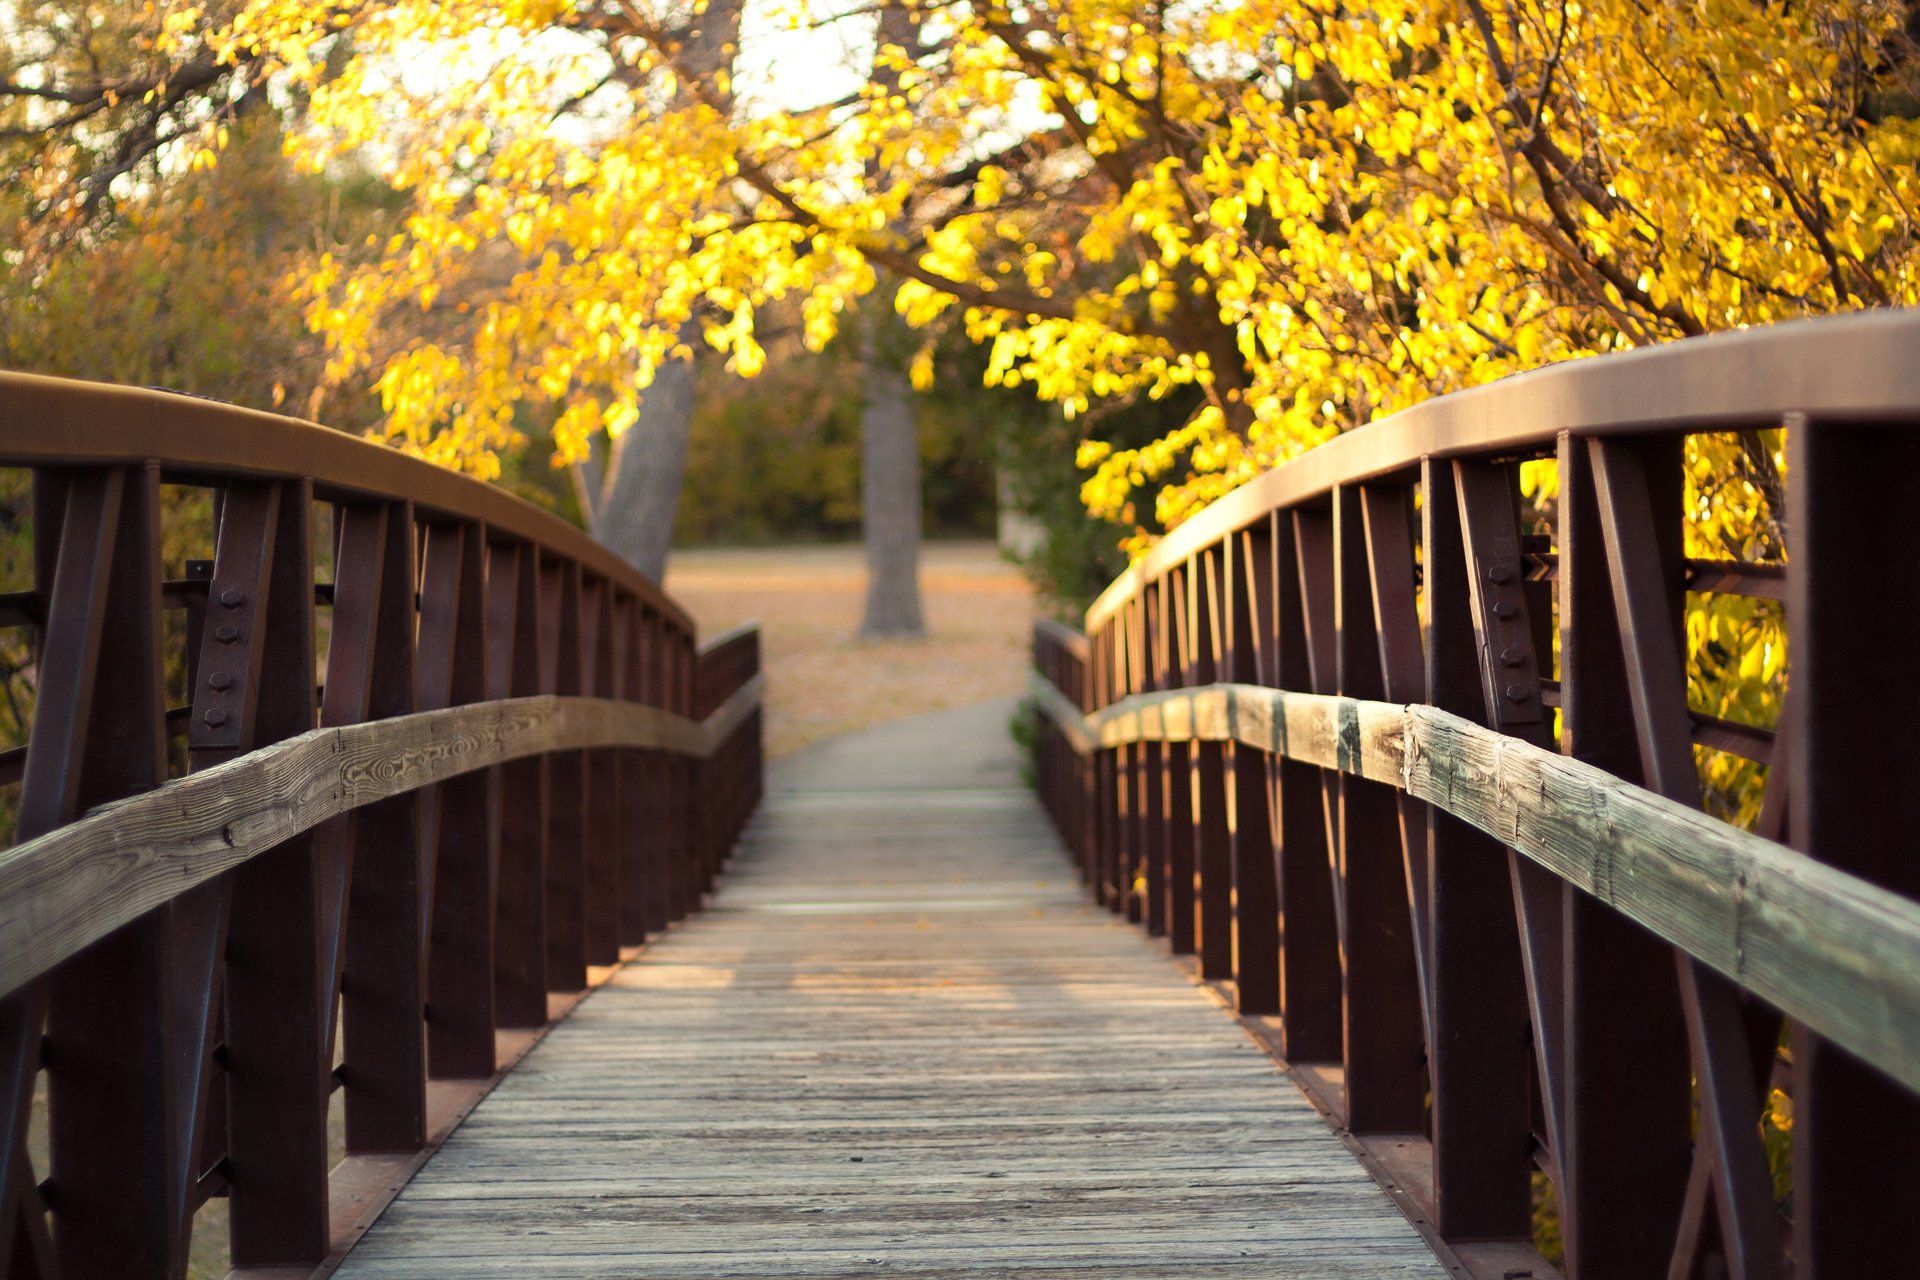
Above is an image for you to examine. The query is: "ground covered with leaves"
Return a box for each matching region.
[665,540,1036,758]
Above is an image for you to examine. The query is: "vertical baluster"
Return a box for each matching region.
[1787,417,1920,1275]
[671,631,700,916]
[1420,459,1531,1240]
[540,559,587,992]
[637,609,676,932]
[1086,629,1108,907]
[179,549,218,1227]
[488,541,548,1028]
[658,620,688,923]
[686,634,706,900]
[1191,549,1233,980]
[1137,589,1167,937]
[1267,512,1341,1062]
[1163,564,1196,956]
[615,594,650,949]
[189,481,321,1268]
[1226,524,1279,1014]
[1538,440,1700,1275]
[418,521,495,1078]
[1117,603,1141,923]
[1121,614,1128,917]
[1357,485,1429,1027]
[1069,633,1089,887]
[329,502,424,1158]
[1085,629,1106,906]
[582,578,621,965]
[1585,438,1781,1279]
[24,466,175,1277]
[1330,485,1424,1133]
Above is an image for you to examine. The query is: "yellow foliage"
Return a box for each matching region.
[192,0,1918,530]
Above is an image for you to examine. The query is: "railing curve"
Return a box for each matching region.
[0,373,764,1278]
[1031,310,1920,1279]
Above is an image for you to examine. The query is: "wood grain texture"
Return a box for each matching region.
[0,676,765,999]
[332,698,1448,1279]
[1031,674,1920,1095]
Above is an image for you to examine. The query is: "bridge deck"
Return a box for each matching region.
[333,700,1448,1278]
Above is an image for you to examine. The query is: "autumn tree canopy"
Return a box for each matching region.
[142,0,1920,540]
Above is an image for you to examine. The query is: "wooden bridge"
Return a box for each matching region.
[1,311,1918,1280]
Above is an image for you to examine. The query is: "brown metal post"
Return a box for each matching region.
[615,593,651,949]
[1786,417,1920,1275]
[488,541,549,1028]
[1162,565,1196,955]
[1331,485,1424,1134]
[1192,550,1234,980]
[1357,486,1430,1014]
[1093,630,1119,910]
[670,632,700,918]
[1226,524,1279,1014]
[195,480,326,1268]
[637,609,676,933]
[540,558,588,991]
[1420,459,1531,1240]
[582,577,622,965]
[1138,586,1167,937]
[329,502,425,1157]
[1560,438,1706,1276]
[1117,604,1142,923]
[418,520,496,1078]
[1267,512,1341,1063]
[27,466,177,1278]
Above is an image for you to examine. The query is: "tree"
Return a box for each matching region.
[566,0,745,582]
[2,1,274,274]
[200,0,1916,535]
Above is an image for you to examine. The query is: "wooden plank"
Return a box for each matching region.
[329,700,1448,1279]
[0,677,765,999]
[1028,676,1920,1095]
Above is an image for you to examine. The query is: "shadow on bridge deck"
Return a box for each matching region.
[332,699,1447,1278]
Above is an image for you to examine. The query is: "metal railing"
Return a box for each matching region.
[1029,310,1920,1280]
[0,372,764,1278]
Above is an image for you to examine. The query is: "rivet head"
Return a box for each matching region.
[214,624,239,643]
[203,707,229,727]
[1488,563,1515,584]
[1504,683,1530,703]
[1500,646,1525,667]
[220,588,246,608]
[1492,600,1517,620]
[208,671,234,691]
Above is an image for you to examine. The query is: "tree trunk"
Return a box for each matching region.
[584,319,699,584]
[581,0,743,584]
[858,316,925,637]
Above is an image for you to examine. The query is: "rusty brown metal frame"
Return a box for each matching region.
[1029,314,1920,1280]
[0,376,765,1280]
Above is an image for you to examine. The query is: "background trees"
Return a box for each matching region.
[193,0,1919,545]
[10,0,1920,600]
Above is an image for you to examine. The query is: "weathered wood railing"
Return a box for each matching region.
[1029,311,1920,1280]
[0,373,764,1278]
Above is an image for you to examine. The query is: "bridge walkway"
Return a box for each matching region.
[332,699,1448,1278]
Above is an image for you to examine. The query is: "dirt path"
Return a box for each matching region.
[664,541,1038,758]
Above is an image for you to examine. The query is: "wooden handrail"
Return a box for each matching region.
[1028,674,1920,1096]
[1085,308,1920,631]
[0,370,692,633]
[0,679,764,1001]
[1028,312,1920,1279]
[0,376,767,1280]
